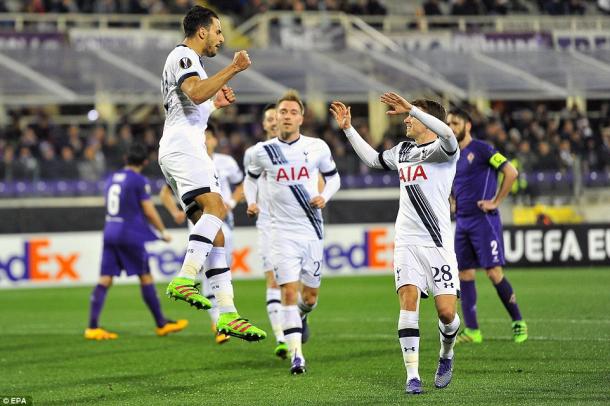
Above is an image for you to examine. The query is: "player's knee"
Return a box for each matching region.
[215,204,227,220]
[486,267,504,284]
[438,307,456,324]
[459,269,476,281]
[139,274,154,285]
[99,276,113,287]
[195,193,227,220]
[303,291,318,307]
[282,287,298,304]
[398,285,419,311]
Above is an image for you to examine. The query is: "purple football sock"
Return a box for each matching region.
[141,283,166,328]
[460,280,479,329]
[494,277,522,322]
[88,284,108,329]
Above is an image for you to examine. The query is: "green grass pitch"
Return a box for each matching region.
[1,268,609,405]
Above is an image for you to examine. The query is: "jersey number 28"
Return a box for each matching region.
[432,265,452,282]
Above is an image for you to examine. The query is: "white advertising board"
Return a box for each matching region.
[0,224,396,289]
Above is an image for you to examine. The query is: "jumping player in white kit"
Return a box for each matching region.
[331,93,461,394]
[244,90,341,374]
[160,124,245,345]
[159,5,265,341]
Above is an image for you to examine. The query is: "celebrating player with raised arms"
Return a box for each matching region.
[245,90,341,374]
[159,5,265,341]
[331,94,460,394]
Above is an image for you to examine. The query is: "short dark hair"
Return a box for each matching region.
[126,143,148,166]
[205,122,217,136]
[263,103,276,113]
[411,99,446,122]
[447,108,472,124]
[183,6,219,38]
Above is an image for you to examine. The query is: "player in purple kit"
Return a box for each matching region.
[447,108,528,344]
[85,144,188,340]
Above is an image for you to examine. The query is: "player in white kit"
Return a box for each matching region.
[243,104,290,358]
[159,5,265,341]
[330,93,461,394]
[244,90,341,374]
[160,124,244,345]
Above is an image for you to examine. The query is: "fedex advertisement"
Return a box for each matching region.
[0,224,396,289]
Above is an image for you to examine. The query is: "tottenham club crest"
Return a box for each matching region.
[467,152,475,164]
[179,57,192,69]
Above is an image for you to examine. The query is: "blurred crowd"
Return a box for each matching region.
[1,0,605,16]
[0,0,385,14]
[420,0,597,16]
[1,102,609,191]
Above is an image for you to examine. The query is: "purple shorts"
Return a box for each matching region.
[454,213,505,270]
[100,242,150,277]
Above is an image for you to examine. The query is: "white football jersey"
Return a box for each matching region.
[160,45,213,155]
[379,139,460,249]
[212,152,243,211]
[213,152,243,201]
[247,135,337,241]
[244,144,271,227]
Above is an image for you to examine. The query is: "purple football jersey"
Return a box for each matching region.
[103,168,157,244]
[453,139,507,217]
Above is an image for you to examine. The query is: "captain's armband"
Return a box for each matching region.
[489,152,508,169]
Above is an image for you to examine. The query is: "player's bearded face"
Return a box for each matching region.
[203,19,223,57]
[447,115,466,142]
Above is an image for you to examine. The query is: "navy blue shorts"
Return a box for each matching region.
[100,242,150,277]
[454,213,505,270]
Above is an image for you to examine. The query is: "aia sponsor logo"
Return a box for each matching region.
[276,166,310,181]
[399,164,428,183]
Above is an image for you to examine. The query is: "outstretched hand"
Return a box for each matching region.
[380,92,412,115]
[213,86,235,109]
[329,101,352,130]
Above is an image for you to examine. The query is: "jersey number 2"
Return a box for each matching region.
[107,184,122,215]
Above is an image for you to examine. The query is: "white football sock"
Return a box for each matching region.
[178,214,222,279]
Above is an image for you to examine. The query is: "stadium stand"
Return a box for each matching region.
[0,7,609,202]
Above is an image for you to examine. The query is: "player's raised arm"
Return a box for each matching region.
[381,92,457,154]
[181,50,250,105]
[330,101,384,169]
